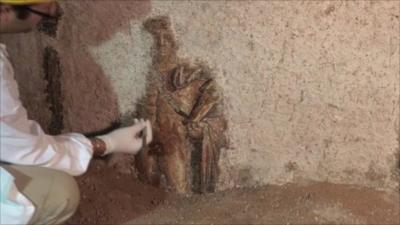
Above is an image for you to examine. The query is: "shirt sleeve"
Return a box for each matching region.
[0,45,93,176]
[0,167,35,225]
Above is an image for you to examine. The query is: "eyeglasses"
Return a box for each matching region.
[20,6,58,19]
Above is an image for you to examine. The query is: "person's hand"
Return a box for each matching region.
[97,119,152,155]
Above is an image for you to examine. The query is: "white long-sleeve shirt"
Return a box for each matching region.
[0,43,93,224]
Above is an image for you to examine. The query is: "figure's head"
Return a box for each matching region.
[143,16,171,36]
[0,0,60,33]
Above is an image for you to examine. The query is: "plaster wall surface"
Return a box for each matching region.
[89,1,400,192]
[1,1,399,192]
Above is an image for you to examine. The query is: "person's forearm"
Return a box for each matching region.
[89,138,107,157]
[87,119,152,157]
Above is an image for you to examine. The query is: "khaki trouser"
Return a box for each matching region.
[2,164,80,225]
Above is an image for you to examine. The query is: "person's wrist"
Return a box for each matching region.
[97,135,114,155]
[90,137,107,157]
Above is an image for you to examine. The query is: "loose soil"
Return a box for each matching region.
[67,159,399,224]
[66,158,167,225]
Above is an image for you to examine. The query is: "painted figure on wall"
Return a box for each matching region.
[135,16,227,194]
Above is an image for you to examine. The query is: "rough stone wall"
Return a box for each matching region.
[1,1,399,192]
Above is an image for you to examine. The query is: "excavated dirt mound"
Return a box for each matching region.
[67,160,399,224]
[128,182,399,225]
[66,159,167,225]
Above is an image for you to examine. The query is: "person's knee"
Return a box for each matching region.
[51,171,80,215]
[2,165,81,224]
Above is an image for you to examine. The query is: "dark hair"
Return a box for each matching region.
[12,5,31,20]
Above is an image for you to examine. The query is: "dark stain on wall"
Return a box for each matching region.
[43,47,63,135]
[37,18,59,38]
[37,6,62,38]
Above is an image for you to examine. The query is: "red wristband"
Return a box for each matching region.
[90,138,107,157]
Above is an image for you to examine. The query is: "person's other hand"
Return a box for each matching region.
[98,119,152,155]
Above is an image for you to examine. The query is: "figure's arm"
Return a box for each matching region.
[189,79,220,123]
[140,80,161,149]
